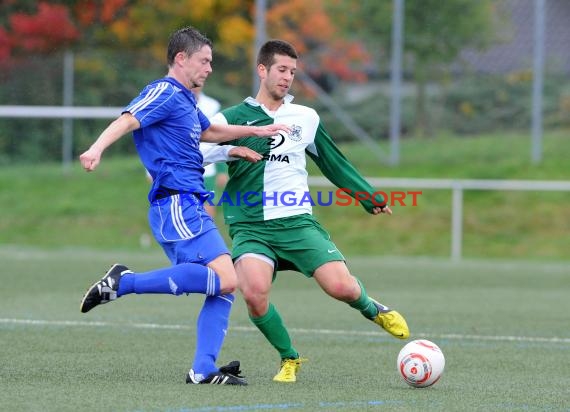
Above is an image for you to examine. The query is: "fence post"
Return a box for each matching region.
[451,182,463,261]
[62,50,74,172]
[531,0,545,164]
[389,0,404,166]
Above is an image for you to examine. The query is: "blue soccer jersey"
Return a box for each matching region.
[124,77,211,199]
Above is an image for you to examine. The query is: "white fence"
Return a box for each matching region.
[308,176,570,261]
[0,105,123,118]
[0,105,124,169]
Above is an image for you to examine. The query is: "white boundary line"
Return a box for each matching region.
[2,318,568,344]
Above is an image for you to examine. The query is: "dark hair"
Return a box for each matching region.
[257,40,298,68]
[167,26,213,66]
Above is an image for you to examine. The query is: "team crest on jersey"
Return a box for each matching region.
[288,125,303,142]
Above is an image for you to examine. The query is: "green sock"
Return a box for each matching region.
[250,303,298,360]
[348,278,378,319]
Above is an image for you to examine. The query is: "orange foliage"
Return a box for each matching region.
[217,15,255,58]
[266,0,370,82]
[74,0,97,26]
[0,0,369,83]
[101,0,255,63]
[101,0,127,23]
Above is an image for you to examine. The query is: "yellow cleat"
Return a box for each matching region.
[273,358,307,383]
[370,300,410,339]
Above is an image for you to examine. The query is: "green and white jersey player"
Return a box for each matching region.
[207,40,410,383]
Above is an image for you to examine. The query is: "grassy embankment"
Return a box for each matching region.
[0,129,568,261]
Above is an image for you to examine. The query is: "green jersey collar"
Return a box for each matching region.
[244,94,295,108]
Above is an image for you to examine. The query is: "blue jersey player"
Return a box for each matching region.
[78,26,288,386]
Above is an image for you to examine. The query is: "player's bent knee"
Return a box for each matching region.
[213,267,238,294]
[218,276,238,294]
[242,290,268,308]
[207,254,238,294]
[323,280,360,302]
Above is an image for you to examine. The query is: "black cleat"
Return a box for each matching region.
[80,264,131,313]
[219,360,244,377]
[186,361,248,385]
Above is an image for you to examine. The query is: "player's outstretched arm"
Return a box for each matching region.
[79,113,140,172]
[200,123,290,143]
[307,123,391,216]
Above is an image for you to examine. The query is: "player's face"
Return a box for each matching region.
[180,45,213,89]
[262,54,296,101]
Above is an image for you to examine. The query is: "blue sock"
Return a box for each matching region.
[191,294,234,379]
[116,263,220,297]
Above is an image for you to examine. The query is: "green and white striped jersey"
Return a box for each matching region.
[209,95,384,224]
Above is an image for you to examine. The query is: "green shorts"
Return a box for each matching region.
[228,214,345,278]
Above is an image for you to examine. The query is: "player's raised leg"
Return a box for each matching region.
[313,261,410,339]
[80,263,131,313]
[79,262,224,313]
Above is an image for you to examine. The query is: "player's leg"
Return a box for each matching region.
[80,261,226,313]
[172,227,243,384]
[80,231,230,315]
[190,254,237,378]
[236,255,298,359]
[235,255,273,317]
[155,200,245,384]
[236,255,297,358]
[312,261,361,301]
[119,193,234,295]
[276,214,410,340]
[82,198,231,300]
[313,261,409,339]
[235,254,304,383]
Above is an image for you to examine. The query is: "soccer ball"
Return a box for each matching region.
[397,339,445,388]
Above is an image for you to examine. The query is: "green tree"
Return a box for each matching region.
[328,0,500,136]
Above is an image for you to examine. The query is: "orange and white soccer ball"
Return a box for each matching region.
[397,339,445,388]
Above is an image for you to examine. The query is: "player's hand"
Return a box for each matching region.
[372,205,392,215]
[79,147,102,172]
[228,147,263,163]
[251,123,290,137]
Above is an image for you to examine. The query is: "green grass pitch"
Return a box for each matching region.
[1,247,568,411]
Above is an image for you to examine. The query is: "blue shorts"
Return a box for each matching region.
[148,193,229,265]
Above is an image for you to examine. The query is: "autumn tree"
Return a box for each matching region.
[93,0,371,95]
[266,0,371,92]
[1,1,379,102]
[0,0,130,69]
[0,1,378,162]
[0,1,133,163]
[81,0,255,96]
[1,1,79,59]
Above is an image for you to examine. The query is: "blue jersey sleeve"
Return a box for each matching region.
[197,108,211,131]
[124,81,177,127]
